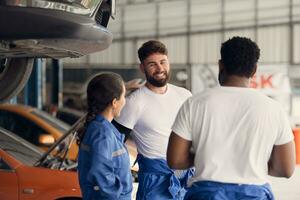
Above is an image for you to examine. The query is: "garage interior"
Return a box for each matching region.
[1,0,300,199]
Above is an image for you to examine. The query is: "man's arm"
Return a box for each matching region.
[268,140,295,178]
[167,131,194,169]
[112,120,132,142]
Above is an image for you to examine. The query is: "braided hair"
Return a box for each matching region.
[77,72,124,145]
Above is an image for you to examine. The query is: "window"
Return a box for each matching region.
[0,111,48,146]
[0,158,11,170]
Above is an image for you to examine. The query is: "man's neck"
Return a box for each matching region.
[145,82,168,94]
[221,75,250,88]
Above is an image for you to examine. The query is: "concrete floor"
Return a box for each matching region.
[270,165,300,200]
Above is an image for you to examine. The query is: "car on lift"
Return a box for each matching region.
[0,127,82,199]
[0,0,115,103]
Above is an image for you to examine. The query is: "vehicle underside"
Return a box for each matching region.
[0,0,114,103]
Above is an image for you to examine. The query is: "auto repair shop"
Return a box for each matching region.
[1,0,300,199]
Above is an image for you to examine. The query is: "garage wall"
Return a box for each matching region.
[257,25,290,63]
[158,1,187,35]
[190,32,221,64]
[89,42,122,64]
[294,25,300,63]
[190,0,222,31]
[258,0,290,25]
[63,0,300,66]
[159,36,188,64]
[224,0,256,28]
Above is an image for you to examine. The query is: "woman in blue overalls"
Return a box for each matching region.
[77,72,132,200]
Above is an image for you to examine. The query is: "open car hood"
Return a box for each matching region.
[35,114,86,168]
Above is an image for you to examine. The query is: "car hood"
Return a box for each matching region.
[35,114,86,167]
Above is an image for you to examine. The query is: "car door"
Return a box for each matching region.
[0,155,18,200]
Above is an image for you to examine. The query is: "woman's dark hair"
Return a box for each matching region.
[138,40,168,63]
[77,72,124,145]
[220,36,260,78]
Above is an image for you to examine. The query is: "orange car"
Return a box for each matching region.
[0,104,138,171]
[0,127,81,200]
[0,104,80,159]
[0,104,70,147]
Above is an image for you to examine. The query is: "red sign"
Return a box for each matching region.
[250,75,274,89]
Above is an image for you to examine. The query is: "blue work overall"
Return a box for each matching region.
[136,154,194,200]
[184,181,275,200]
[78,115,132,200]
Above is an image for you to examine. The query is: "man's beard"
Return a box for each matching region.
[145,71,170,87]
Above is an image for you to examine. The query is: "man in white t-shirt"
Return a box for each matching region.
[167,36,295,200]
[113,40,194,200]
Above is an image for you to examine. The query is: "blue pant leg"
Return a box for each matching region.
[185,182,275,200]
[232,183,275,200]
[184,190,229,200]
[137,172,173,200]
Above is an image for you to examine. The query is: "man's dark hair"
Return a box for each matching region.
[220,36,260,78]
[138,40,168,63]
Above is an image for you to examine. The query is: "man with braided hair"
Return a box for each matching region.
[167,36,295,200]
[77,72,132,200]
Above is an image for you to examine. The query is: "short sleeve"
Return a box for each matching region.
[172,99,192,141]
[174,85,192,102]
[275,108,294,145]
[114,92,143,129]
[182,89,192,99]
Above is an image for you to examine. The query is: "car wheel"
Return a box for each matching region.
[0,58,33,103]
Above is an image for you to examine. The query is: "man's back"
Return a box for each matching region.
[168,36,295,200]
[174,86,293,185]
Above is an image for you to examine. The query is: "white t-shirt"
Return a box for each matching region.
[172,86,294,185]
[115,84,192,159]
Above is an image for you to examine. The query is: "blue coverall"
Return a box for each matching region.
[136,154,194,200]
[184,181,275,200]
[78,115,133,200]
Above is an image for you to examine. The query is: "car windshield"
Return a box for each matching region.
[31,109,70,133]
[0,128,43,166]
[3,0,103,16]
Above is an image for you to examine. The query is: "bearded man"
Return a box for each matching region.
[113,40,194,200]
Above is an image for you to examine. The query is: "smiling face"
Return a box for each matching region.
[140,53,170,87]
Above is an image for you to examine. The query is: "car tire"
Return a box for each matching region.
[0,58,33,103]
